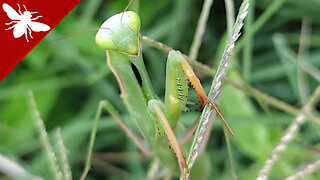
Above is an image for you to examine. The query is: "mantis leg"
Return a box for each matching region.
[106,51,155,143]
[165,50,235,139]
[130,47,159,101]
[164,51,189,129]
[148,99,188,180]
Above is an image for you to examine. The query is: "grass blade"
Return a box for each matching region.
[297,18,311,105]
[28,91,63,180]
[188,0,214,60]
[54,128,72,180]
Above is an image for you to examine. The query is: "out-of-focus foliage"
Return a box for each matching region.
[0,0,319,179]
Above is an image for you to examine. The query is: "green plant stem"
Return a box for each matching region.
[140,37,320,124]
[188,0,214,60]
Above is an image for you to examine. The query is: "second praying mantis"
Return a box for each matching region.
[94,10,235,179]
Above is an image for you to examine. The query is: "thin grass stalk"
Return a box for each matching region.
[297,18,311,105]
[188,0,214,60]
[285,159,320,180]
[184,0,249,178]
[224,0,234,33]
[198,114,215,155]
[257,86,320,180]
[28,91,63,180]
[54,128,72,180]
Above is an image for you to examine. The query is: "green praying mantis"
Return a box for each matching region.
[94,10,235,179]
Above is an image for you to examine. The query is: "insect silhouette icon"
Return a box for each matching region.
[2,3,50,42]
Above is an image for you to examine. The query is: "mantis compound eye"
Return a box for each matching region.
[124,11,141,34]
[95,32,115,50]
[95,11,141,56]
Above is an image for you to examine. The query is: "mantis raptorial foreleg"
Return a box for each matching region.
[148,99,188,180]
[165,50,235,140]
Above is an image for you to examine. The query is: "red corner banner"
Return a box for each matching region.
[0,0,81,81]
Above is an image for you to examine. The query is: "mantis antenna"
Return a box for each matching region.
[45,0,133,44]
[121,0,134,23]
[42,27,112,46]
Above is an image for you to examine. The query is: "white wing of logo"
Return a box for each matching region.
[2,3,50,42]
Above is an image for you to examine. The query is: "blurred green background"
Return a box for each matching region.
[0,0,320,179]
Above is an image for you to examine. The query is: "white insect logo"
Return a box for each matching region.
[2,3,50,42]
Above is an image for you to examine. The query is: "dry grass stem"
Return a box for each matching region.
[285,159,320,180]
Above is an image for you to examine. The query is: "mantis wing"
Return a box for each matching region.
[2,3,21,20]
